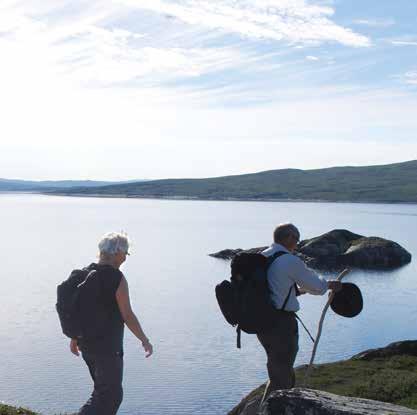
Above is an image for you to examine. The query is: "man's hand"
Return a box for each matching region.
[328,280,343,292]
[70,339,80,356]
[141,339,153,358]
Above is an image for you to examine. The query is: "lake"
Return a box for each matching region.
[0,194,416,415]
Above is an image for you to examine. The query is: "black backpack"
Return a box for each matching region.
[215,251,288,348]
[56,265,109,340]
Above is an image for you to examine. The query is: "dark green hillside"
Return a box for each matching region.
[51,160,417,203]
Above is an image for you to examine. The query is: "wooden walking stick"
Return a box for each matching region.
[259,380,270,407]
[303,268,351,386]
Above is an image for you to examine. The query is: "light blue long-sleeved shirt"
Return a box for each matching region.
[262,243,329,312]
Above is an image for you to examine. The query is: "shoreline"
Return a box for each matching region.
[39,192,417,206]
[2,191,417,205]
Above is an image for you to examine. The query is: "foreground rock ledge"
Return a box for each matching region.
[229,340,417,415]
[241,388,417,415]
[209,229,412,270]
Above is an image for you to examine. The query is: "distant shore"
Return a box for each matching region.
[36,191,417,205]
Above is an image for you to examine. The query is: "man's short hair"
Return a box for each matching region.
[98,232,130,257]
[273,223,300,243]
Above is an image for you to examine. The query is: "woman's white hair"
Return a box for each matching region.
[98,232,130,257]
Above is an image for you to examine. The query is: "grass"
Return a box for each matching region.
[0,404,75,415]
[0,404,37,415]
[296,355,417,408]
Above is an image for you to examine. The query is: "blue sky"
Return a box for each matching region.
[1,0,416,180]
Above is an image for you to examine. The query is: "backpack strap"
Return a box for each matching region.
[281,285,294,311]
[236,326,242,349]
[266,251,287,268]
[76,269,97,288]
[295,314,315,343]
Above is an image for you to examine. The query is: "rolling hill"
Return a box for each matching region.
[46,160,417,203]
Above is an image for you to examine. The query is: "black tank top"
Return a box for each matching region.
[78,263,124,354]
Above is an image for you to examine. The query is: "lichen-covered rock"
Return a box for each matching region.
[210,229,412,270]
[254,388,417,415]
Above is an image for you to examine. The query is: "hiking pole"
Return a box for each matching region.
[302,268,351,387]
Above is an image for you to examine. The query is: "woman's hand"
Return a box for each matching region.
[141,339,153,358]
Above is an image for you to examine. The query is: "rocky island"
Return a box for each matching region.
[210,229,412,270]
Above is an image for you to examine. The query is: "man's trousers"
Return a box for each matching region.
[78,351,124,415]
[257,311,299,394]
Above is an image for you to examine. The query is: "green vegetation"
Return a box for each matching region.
[296,355,417,409]
[0,404,37,415]
[52,160,417,203]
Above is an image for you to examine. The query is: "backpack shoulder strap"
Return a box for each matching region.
[266,250,288,268]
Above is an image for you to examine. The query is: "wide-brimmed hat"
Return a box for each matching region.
[330,282,363,318]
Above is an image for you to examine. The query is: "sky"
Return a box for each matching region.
[1,0,417,180]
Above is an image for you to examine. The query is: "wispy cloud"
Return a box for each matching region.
[120,0,370,47]
[0,5,250,86]
[404,71,417,85]
[353,18,395,28]
[306,55,319,61]
[0,0,373,93]
[391,40,417,47]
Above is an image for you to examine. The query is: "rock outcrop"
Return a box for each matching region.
[210,229,412,270]
[352,340,417,361]
[237,388,417,415]
[229,340,417,415]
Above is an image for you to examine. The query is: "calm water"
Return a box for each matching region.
[0,194,416,415]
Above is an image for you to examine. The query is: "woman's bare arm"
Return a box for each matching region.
[116,276,153,357]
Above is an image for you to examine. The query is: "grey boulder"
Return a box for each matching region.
[239,388,417,415]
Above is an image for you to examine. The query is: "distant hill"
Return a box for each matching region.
[0,179,146,192]
[47,160,417,203]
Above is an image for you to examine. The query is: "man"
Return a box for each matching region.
[259,223,341,396]
[70,232,153,415]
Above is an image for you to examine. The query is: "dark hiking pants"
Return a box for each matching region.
[257,311,299,395]
[78,351,124,415]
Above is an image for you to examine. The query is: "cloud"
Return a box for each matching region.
[119,0,370,47]
[404,72,417,85]
[0,0,372,93]
[353,18,395,28]
[306,55,319,61]
[0,5,249,87]
[391,40,417,47]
